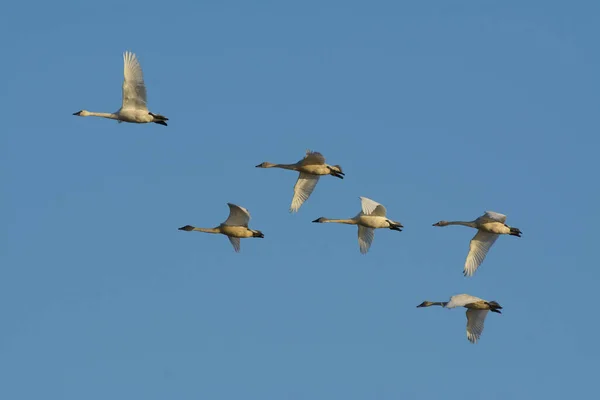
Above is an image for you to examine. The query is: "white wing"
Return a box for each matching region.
[359,197,387,217]
[290,173,320,212]
[228,236,241,252]
[466,309,489,344]
[224,203,251,226]
[122,51,148,110]
[445,294,485,308]
[300,150,326,165]
[357,225,375,254]
[464,231,499,276]
[481,211,507,223]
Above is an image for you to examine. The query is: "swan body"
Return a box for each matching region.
[256,150,344,212]
[178,203,264,252]
[73,51,168,126]
[312,196,403,254]
[433,211,522,276]
[417,294,502,344]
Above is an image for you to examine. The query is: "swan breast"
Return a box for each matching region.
[220,225,255,238]
[478,221,511,235]
[298,164,331,175]
[357,215,391,229]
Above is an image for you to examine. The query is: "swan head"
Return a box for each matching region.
[312,217,327,223]
[255,162,275,168]
[73,110,90,117]
[252,230,265,238]
[432,220,449,227]
[416,301,434,308]
[328,165,345,179]
[487,301,503,313]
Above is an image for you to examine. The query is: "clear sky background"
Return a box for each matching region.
[2,1,599,399]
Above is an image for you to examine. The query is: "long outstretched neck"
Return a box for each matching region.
[431,302,448,307]
[445,221,478,228]
[417,301,448,308]
[269,163,298,170]
[178,225,220,234]
[87,111,120,120]
[319,218,357,225]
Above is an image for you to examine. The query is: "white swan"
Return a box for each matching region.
[256,150,344,213]
[73,51,168,126]
[312,196,403,254]
[178,203,264,252]
[433,211,522,276]
[417,294,502,344]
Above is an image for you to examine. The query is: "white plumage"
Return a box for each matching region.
[73,51,168,126]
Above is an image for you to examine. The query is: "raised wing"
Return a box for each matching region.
[228,236,241,252]
[359,196,387,217]
[466,309,489,344]
[300,150,326,166]
[357,225,375,254]
[224,203,251,227]
[122,51,148,111]
[464,231,499,276]
[481,211,507,223]
[290,173,320,212]
[445,294,484,308]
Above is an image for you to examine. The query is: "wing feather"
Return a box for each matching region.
[300,150,326,165]
[359,197,387,217]
[290,173,319,212]
[224,203,251,226]
[122,51,148,110]
[464,231,499,276]
[466,309,489,344]
[228,236,241,252]
[357,225,375,254]
[481,211,507,223]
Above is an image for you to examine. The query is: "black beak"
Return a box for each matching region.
[73,111,82,116]
[432,222,440,226]
[312,218,321,223]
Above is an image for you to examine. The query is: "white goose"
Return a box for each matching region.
[312,196,403,254]
[73,51,168,126]
[178,203,264,252]
[433,211,522,276]
[256,150,344,213]
[417,294,502,344]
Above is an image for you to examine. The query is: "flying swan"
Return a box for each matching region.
[417,294,502,344]
[433,211,521,276]
[256,150,344,213]
[178,203,264,252]
[312,196,403,254]
[73,51,168,126]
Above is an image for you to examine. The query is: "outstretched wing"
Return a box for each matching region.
[357,225,375,254]
[122,51,148,111]
[300,150,326,165]
[359,196,387,217]
[224,203,251,227]
[464,231,499,276]
[481,211,507,223]
[228,236,241,252]
[291,173,320,212]
[466,309,489,344]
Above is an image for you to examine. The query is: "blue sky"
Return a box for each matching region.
[2,1,599,399]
